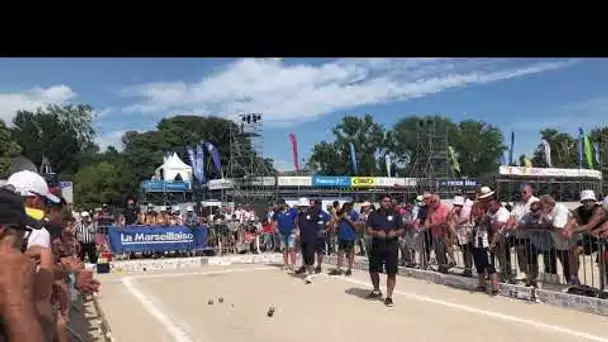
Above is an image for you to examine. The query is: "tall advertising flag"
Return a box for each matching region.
[385,155,392,178]
[541,139,552,167]
[348,142,358,175]
[204,142,222,177]
[508,130,515,165]
[577,128,584,168]
[288,133,300,172]
[186,147,197,180]
[195,144,206,184]
[583,134,593,169]
[593,142,601,165]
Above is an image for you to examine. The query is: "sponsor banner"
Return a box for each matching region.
[208,178,234,190]
[277,176,312,187]
[245,176,276,187]
[107,225,207,253]
[140,180,191,192]
[438,178,478,188]
[350,177,375,187]
[499,166,602,179]
[311,175,351,188]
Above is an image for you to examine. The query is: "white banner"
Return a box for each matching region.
[277,176,312,187]
[498,166,602,179]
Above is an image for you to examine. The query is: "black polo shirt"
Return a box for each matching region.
[368,208,404,243]
[297,210,321,243]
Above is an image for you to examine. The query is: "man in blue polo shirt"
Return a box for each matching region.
[366,194,405,307]
[295,197,319,284]
[329,202,359,276]
[272,199,297,270]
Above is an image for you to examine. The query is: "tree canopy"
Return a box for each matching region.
[1,103,606,208]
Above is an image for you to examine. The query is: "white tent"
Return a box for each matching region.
[155,152,193,182]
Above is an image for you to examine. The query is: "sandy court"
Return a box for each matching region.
[98,263,608,342]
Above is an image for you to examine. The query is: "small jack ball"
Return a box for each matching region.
[143,267,147,272]
[267,306,275,317]
[208,299,214,305]
[218,297,224,303]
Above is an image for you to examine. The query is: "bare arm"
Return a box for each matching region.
[574,207,605,233]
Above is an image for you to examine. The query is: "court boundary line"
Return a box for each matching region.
[119,267,275,342]
[327,274,608,342]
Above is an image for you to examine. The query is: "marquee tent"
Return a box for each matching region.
[155,152,193,182]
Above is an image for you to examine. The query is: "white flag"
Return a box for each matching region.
[541,139,552,167]
[385,155,392,177]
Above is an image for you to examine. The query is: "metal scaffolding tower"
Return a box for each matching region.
[226,113,273,206]
[408,117,454,194]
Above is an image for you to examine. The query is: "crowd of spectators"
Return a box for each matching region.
[0,170,100,342]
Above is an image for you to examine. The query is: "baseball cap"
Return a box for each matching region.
[452,196,465,206]
[186,205,194,212]
[297,197,310,207]
[7,170,60,204]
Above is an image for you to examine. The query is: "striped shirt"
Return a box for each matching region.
[76,221,97,244]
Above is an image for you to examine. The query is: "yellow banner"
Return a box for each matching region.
[350,177,375,187]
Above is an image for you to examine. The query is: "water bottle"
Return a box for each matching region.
[68,273,78,302]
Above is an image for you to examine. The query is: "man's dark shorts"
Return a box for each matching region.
[314,238,326,254]
[338,239,355,253]
[368,239,398,275]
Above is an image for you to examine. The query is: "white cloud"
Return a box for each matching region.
[96,130,126,151]
[0,85,76,123]
[120,58,576,126]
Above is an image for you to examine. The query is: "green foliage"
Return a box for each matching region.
[0,120,21,178]
[73,161,122,208]
[11,104,96,175]
[7,101,608,206]
[310,114,506,177]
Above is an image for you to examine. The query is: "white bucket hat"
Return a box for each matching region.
[580,189,597,202]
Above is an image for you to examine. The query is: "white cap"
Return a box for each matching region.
[173,205,180,211]
[603,196,608,211]
[416,195,424,202]
[186,205,194,212]
[297,197,310,207]
[580,189,597,202]
[361,201,371,207]
[81,211,90,217]
[7,170,60,203]
[452,196,465,206]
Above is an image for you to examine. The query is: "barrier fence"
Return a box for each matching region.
[399,226,608,293]
[101,223,607,293]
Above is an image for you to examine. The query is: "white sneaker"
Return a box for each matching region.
[305,275,313,284]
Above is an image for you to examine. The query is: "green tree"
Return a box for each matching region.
[0,120,21,178]
[73,161,122,208]
[452,120,506,177]
[308,114,388,176]
[11,104,96,175]
[531,129,578,168]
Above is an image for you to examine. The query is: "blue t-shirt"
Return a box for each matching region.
[297,210,323,242]
[272,208,297,235]
[338,210,360,241]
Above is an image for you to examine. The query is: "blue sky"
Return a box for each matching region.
[1,58,607,172]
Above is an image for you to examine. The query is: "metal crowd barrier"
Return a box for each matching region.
[398,226,607,293]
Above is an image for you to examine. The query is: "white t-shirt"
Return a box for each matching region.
[474,206,509,249]
[512,196,540,222]
[27,227,51,249]
[546,203,573,250]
